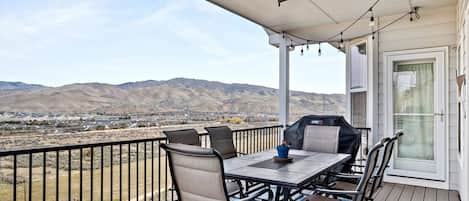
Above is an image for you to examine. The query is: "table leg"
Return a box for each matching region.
[282,187,291,201]
[274,186,282,201]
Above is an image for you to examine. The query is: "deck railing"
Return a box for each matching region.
[0,125,369,201]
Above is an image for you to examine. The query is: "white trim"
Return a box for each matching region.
[462,5,469,200]
[345,41,351,122]
[350,88,367,93]
[383,46,450,189]
[384,175,450,189]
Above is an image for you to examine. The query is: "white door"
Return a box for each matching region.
[384,47,448,181]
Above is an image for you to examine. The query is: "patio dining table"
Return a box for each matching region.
[223,149,351,201]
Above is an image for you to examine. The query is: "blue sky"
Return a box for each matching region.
[0,0,345,94]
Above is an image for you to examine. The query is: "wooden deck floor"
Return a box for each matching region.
[372,183,460,201]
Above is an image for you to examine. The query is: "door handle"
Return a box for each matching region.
[434,112,444,121]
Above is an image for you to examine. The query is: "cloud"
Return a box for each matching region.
[207,50,276,66]
[138,0,185,24]
[0,2,100,39]
[137,0,230,57]
[0,1,105,60]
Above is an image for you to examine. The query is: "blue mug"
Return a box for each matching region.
[277,145,290,158]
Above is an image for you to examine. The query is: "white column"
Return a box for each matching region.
[279,39,290,136]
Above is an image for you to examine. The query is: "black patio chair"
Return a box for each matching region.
[160,143,273,201]
[305,141,384,201]
[204,126,246,159]
[163,128,201,146]
[205,126,264,196]
[326,131,404,200]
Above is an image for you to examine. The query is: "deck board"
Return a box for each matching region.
[449,191,460,201]
[374,183,394,200]
[386,184,404,201]
[411,186,425,201]
[437,189,449,201]
[398,185,414,201]
[364,183,460,201]
[424,188,437,201]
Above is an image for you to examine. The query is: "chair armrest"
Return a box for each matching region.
[333,173,362,180]
[315,188,361,196]
[239,188,273,201]
[350,164,365,168]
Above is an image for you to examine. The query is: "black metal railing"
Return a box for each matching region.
[354,127,372,173]
[0,125,369,201]
[0,125,283,201]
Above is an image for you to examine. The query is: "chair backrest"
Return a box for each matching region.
[353,142,384,201]
[160,143,229,201]
[205,126,237,159]
[302,125,340,153]
[374,131,404,187]
[163,129,201,146]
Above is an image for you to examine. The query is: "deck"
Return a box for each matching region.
[372,183,460,201]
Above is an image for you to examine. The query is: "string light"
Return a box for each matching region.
[318,42,322,56]
[410,6,420,22]
[414,7,421,19]
[369,8,376,27]
[300,46,304,56]
[275,0,418,55]
[339,32,344,49]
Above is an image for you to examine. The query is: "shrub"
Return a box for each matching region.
[229,117,245,124]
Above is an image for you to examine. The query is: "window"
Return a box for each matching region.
[349,41,368,127]
[350,43,368,91]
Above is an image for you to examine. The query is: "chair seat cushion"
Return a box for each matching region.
[305,195,339,201]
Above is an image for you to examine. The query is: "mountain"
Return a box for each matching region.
[0,78,345,115]
[0,81,45,91]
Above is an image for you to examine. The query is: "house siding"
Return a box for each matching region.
[457,0,469,200]
[376,6,459,190]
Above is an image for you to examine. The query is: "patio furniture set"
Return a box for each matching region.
[161,117,403,201]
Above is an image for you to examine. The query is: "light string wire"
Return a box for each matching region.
[280,0,418,48]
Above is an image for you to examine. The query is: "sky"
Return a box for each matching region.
[0,0,345,94]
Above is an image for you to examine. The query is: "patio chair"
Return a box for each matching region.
[367,131,404,196]
[160,143,273,201]
[163,129,201,146]
[326,132,403,201]
[305,141,384,201]
[205,126,244,159]
[302,125,340,153]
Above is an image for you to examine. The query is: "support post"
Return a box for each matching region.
[278,38,290,141]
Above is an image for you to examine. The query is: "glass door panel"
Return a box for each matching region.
[392,62,437,173]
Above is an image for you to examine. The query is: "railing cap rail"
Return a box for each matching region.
[0,124,283,157]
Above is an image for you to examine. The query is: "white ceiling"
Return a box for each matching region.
[207,0,457,43]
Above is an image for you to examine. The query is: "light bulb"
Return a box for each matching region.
[369,16,376,27]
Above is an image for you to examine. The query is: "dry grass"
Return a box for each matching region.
[0,156,172,201]
[0,131,281,201]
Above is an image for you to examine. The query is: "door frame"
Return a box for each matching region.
[383,46,449,188]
